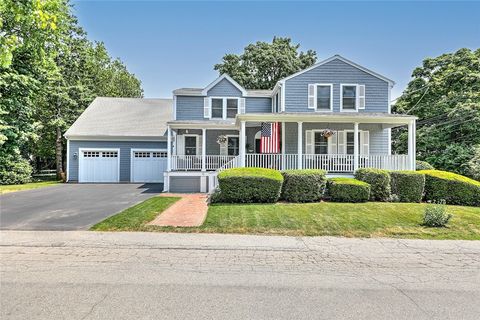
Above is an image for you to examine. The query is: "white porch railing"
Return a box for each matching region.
[359,154,410,171]
[302,154,354,172]
[171,155,236,171]
[245,154,298,170]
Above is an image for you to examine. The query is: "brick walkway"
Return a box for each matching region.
[147,193,208,227]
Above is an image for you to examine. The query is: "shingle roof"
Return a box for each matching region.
[64,97,173,139]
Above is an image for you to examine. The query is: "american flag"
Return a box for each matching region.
[260,122,280,153]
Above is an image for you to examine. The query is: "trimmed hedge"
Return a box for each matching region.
[354,168,391,201]
[217,167,283,203]
[416,160,434,170]
[419,170,480,207]
[327,178,370,203]
[390,171,425,203]
[281,169,327,202]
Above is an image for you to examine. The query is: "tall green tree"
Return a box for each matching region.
[393,48,480,177]
[214,37,317,90]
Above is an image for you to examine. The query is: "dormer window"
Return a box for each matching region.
[204,97,245,119]
[211,98,223,118]
[341,85,357,111]
[226,99,238,118]
[308,84,333,111]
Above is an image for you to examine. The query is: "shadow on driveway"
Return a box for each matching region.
[0,183,163,231]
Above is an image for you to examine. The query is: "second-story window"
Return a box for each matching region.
[211,98,223,119]
[342,85,357,111]
[316,85,332,111]
[226,99,238,118]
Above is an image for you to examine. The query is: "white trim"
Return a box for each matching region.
[130,148,168,183]
[387,83,391,114]
[240,121,246,166]
[202,74,247,96]
[279,55,395,85]
[209,97,240,120]
[66,139,70,182]
[387,128,392,155]
[340,84,359,112]
[173,95,177,120]
[313,83,333,112]
[78,148,120,183]
[280,81,286,112]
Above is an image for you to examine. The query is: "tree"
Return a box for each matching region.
[392,48,480,177]
[214,37,317,90]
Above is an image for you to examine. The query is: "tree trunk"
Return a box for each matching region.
[55,127,64,180]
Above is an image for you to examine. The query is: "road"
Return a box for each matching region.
[1,231,479,319]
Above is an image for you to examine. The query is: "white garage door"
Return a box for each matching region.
[131,150,167,183]
[79,149,119,183]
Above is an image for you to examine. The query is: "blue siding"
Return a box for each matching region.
[207,78,242,97]
[246,97,271,113]
[283,123,389,155]
[68,140,167,182]
[284,59,389,113]
[176,96,204,120]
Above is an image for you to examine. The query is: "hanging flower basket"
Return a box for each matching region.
[217,135,228,145]
[321,129,335,138]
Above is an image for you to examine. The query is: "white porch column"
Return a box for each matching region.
[201,128,206,171]
[353,122,359,172]
[281,122,286,170]
[240,121,246,167]
[408,120,415,170]
[297,121,303,169]
[167,125,172,172]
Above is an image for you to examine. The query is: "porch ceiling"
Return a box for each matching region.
[236,112,417,128]
[167,120,237,130]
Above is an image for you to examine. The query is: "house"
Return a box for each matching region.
[65,55,417,193]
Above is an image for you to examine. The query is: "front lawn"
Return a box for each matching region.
[92,197,480,240]
[0,181,60,194]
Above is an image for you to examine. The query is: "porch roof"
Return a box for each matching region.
[167,119,236,130]
[236,112,417,127]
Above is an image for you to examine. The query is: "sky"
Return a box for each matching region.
[72,0,480,99]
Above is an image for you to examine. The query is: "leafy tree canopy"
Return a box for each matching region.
[214,37,317,90]
[393,48,480,177]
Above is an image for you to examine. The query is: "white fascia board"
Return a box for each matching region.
[65,135,167,141]
[202,74,247,96]
[280,55,395,86]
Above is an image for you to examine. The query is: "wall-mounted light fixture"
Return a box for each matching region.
[73,152,78,160]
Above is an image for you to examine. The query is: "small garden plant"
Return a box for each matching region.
[423,201,452,228]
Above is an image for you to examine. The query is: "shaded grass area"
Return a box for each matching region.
[93,197,480,239]
[91,196,180,231]
[0,181,60,194]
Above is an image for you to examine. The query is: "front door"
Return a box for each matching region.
[184,136,197,155]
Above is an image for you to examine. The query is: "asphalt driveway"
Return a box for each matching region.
[0,183,163,230]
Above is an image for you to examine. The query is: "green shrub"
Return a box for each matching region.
[217,167,283,203]
[327,178,370,203]
[354,168,391,201]
[390,171,425,203]
[419,170,480,207]
[281,169,326,202]
[423,201,452,227]
[416,160,434,171]
[0,159,33,185]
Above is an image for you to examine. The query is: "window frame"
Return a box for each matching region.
[209,97,240,120]
[313,131,329,154]
[340,84,358,112]
[314,83,333,112]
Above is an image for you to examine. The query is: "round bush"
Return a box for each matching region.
[217,167,283,203]
[416,160,434,170]
[327,178,370,203]
[281,169,326,202]
[419,170,480,207]
[0,158,33,185]
[390,171,425,203]
[354,168,391,201]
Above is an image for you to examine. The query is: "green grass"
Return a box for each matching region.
[0,181,60,194]
[92,197,480,240]
[91,196,180,231]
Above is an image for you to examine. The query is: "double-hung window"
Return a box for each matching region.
[314,132,328,154]
[211,98,223,119]
[316,84,332,111]
[341,85,357,111]
[226,99,238,118]
[210,98,239,119]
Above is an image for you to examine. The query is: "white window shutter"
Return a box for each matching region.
[358,85,366,109]
[328,132,338,154]
[308,84,315,109]
[203,97,211,118]
[337,131,346,154]
[239,98,246,114]
[305,130,314,154]
[360,131,369,155]
[197,136,202,156]
[176,135,185,155]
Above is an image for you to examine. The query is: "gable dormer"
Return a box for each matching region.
[202,74,246,119]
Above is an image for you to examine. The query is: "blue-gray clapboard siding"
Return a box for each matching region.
[283,123,389,154]
[207,78,242,96]
[284,58,389,113]
[175,96,272,120]
[68,140,167,182]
